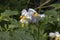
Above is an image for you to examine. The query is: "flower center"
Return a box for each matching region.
[20,16,26,20]
[20,16,23,19]
[21,16,26,20]
[55,36,59,40]
[33,12,38,17]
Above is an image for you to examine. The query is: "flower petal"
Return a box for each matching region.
[28,8,37,16]
[21,9,28,16]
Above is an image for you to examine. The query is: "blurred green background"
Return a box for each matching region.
[0,0,59,40]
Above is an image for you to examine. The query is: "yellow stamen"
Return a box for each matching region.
[55,36,59,40]
[22,23,25,28]
[20,16,23,19]
[33,12,38,17]
[22,16,26,20]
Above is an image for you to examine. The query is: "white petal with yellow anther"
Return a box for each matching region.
[20,9,28,19]
[21,9,32,20]
[28,8,45,18]
[55,34,60,40]
[20,17,28,28]
[31,14,45,23]
[28,8,39,23]
[20,19,28,24]
[21,9,33,23]
[20,8,45,23]
[49,32,55,38]
[28,8,37,16]
[55,32,60,40]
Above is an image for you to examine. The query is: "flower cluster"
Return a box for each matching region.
[19,8,45,27]
[49,32,60,40]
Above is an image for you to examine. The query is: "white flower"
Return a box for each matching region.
[28,8,45,23]
[28,8,37,16]
[49,32,55,38]
[55,32,60,37]
[21,9,32,19]
[28,8,39,23]
[21,9,27,16]
[20,8,45,23]
[54,32,60,40]
[20,9,32,23]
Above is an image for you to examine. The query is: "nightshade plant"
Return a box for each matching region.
[20,8,45,27]
[0,0,59,40]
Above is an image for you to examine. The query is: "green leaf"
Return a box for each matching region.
[44,9,58,22]
[9,30,34,40]
[0,32,10,40]
[50,3,60,9]
[1,10,19,17]
[39,30,47,40]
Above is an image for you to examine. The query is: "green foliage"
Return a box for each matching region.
[1,10,19,17]
[0,0,59,40]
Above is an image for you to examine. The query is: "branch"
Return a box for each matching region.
[34,0,51,10]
